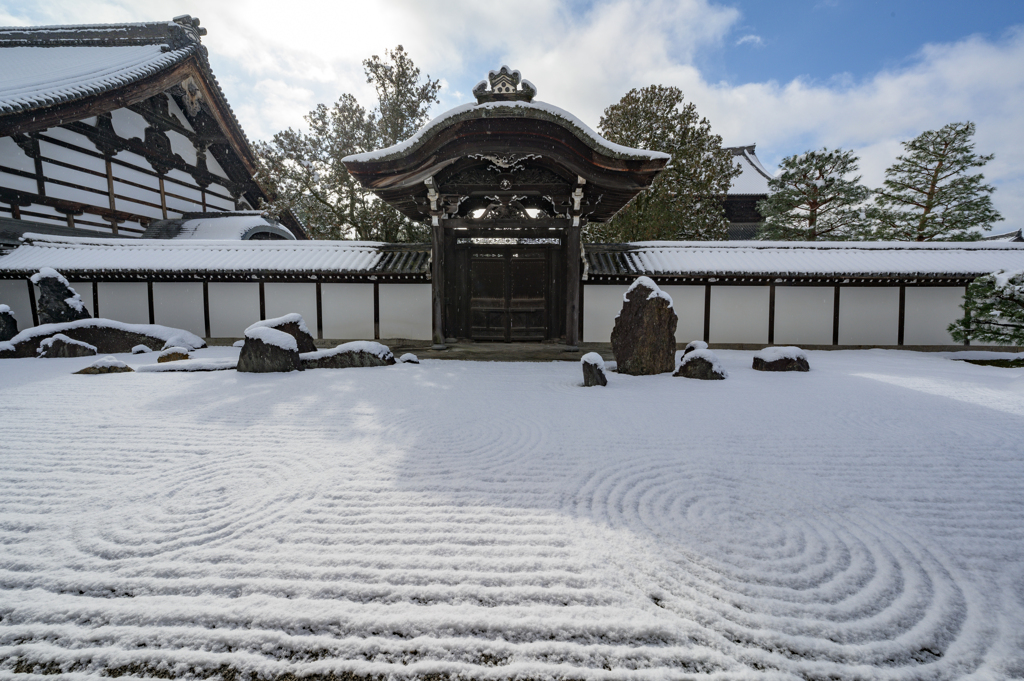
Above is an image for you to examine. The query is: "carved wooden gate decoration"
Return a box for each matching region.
[343,66,667,348]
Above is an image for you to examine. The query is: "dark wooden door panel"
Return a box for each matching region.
[470,253,508,340]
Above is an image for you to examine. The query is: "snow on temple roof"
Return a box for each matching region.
[0,18,205,116]
[0,234,386,273]
[141,213,296,241]
[343,99,671,164]
[726,145,772,195]
[586,240,1024,278]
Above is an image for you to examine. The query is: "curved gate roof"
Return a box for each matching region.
[342,67,669,224]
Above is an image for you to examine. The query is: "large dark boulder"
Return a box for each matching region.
[581,352,608,387]
[31,268,90,325]
[301,341,396,370]
[237,327,302,373]
[752,347,810,372]
[245,313,317,354]
[37,334,97,358]
[674,349,727,380]
[0,305,17,342]
[611,276,678,376]
[2,320,206,358]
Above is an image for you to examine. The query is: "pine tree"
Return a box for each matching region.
[586,85,738,242]
[756,148,869,241]
[866,122,1002,241]
[949,270,1024,345]
[255,46,439,241]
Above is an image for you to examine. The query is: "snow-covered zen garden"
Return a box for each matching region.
[2,338,1024,679]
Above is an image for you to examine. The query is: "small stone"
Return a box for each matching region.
[674,349,727,380]
[75,356,134,374]
[131,345,151,354]
[581,352,607,387]
[683,340,707,356]
[752,346,810,372]
[37,334,98,358]
[399,353,420,364]
[0,304,17,342]
[237,327,302,373]
[31,268,91,325]
[611,276,678,376]
[158,346,190,363]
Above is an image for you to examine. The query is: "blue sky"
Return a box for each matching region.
[2,0,1023,233]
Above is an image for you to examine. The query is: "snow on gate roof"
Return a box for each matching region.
[586,241,1024,279]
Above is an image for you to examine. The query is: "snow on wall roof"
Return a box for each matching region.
[343,100,671,164]
[0,234,384,273]
[587,241,1024,278]
[726,145,772,195]
[0,44,194,115]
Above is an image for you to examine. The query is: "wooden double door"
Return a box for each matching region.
[446,241,565,342]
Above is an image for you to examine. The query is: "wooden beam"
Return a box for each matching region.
[105,156,118,235]
[373,280,380,340]
[27,279,38,327]
[897,285,906,346]
[202,280,211,338]
[703,284,711,343]
[158,175,168,219]
[768,284,776,345]
[147,280,155,325]
[315,280,323,340]
[565,221,581,349]
[258,280,266,321]
[431,220,445,349]
[92,281,99,317]
[832,286,841,346]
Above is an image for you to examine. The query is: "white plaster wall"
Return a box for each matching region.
[264,283,317,332]
[379,284,431,340]
[838,287,899,346]
[321,283,374,340]
[774,286,834,345]
[153,283,205,337]
[661,285,705,344]
[582,285,623,343]
[208,283,259,338]
[710,286,770,344]
[904,287,964,346]
[0,279,33,328]
[70,281,94,317]
[97,282,148,324]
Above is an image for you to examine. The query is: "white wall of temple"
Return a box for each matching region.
[265,283,317,326]
[97,282,148,324]
[710,286,770,344]
[379,284,431,339]
[838,288,900,346]
[208,282,260,337]
[903,287,964,345]
[0,279,32,328]
[660,286,704,343]
[70,281,94,317]
[153,282,205,337]
[774,287,834,346]
[322,283,374,339]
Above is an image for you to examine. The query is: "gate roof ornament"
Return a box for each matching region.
[473,66,537,103]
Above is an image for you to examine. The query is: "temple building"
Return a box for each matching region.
[0,16,304,252]
[723,144,772,240]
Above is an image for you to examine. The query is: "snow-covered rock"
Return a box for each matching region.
[399,353,420,364]
[611,276,678,375]
[753,346,810,372]
[30,267,90,325]
[157,346,190,363]
[0,303,17,342]
[674,348,727,380]
[245,313,316,353]
[300,341,395,370]
[131,344,151,354]
[3,319,206,358]
[581,352,607,387]
[683,340,708,356]
[37,333,97,358]
[74,356,133,375]
[237,327,301,373]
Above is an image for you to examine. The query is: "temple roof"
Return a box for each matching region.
[343,70,669,224]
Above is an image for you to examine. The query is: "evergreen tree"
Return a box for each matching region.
[949,270,1024,345]
[866,121,1002,241]
[255,46,439,241]
[756,148,869,241]
[586,85,738,242]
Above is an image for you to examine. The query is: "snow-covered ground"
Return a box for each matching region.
[1,348,1023,680]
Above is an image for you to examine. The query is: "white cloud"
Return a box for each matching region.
[3,0,1021,231]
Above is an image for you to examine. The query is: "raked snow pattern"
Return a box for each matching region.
[1,348,1023,680]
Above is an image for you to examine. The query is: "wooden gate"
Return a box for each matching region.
[446,239,565,342]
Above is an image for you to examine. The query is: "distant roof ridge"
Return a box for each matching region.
[0,15,206,50]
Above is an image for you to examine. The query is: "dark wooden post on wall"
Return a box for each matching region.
[427,177,446,349]
[565,179,585,350]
